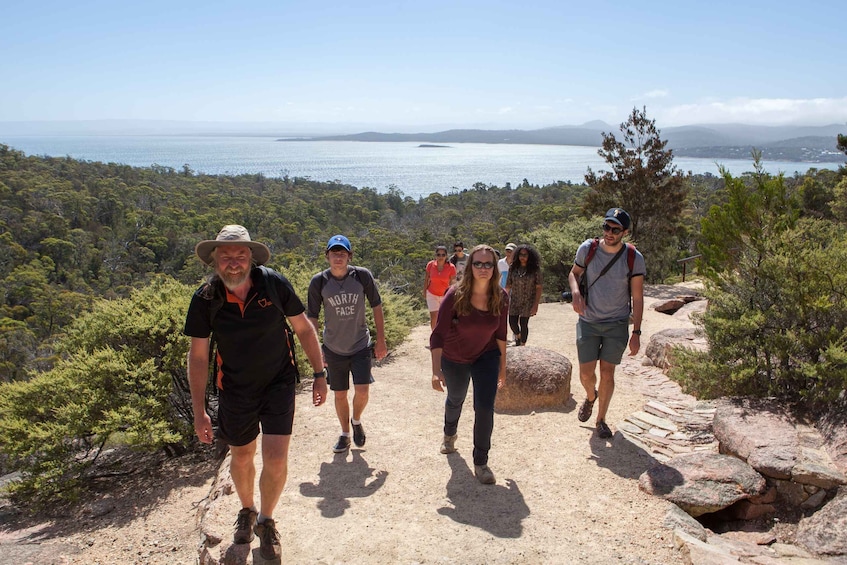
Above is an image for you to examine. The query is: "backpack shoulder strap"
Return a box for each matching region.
[584,237,601,267]
[259,265,286,315]
[625,243,635,275]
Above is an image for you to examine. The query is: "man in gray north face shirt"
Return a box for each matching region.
[308,235,387,454]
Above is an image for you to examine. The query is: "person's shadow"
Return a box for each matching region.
[587,431,669,482]
[299,450,388,518]
[436,454,529,538]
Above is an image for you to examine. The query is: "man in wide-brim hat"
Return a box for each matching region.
[183,224,327,561]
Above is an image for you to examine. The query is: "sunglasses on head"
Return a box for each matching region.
[472,261,495,269]
[602,223,624,235]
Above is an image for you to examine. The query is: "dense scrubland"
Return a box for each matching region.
[0,111,845,507]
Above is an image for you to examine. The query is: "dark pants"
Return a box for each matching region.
[441,348,501,466]
[509,315,530,343]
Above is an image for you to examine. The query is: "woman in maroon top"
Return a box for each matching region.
[430,244,509,484]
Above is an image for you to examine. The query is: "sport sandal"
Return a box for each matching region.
[578,389,597,422]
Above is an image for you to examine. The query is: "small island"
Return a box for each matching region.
[418,144,450,148]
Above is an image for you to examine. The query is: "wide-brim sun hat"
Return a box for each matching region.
[195,224,271,266]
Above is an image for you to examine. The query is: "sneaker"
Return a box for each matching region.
[597,420,613,439]
[233,507,257,544]
[351,419,366,447]
[333,435,351,453]
[577,389,598,422]
[474,464,496,484]
[440,433,457,454]
[254,518,281,560]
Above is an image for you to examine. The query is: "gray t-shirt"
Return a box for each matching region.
[574,239,646,324]
[307,266,382,356]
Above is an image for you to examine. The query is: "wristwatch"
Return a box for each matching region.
[632,329,642,335]
[313,369,327,379]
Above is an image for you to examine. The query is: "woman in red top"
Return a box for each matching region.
[423,245,457,329]
[430,244,508,485]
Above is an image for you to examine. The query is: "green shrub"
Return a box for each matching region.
[671,217,847,412]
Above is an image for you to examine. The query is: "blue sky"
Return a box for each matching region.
[2,0,845,131]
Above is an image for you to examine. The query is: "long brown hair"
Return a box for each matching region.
[453,244,504,316]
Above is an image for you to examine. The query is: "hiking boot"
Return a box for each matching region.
[577,389,597,423]
[333,435,351,453]
[351,419,366,447]
[597,420,613,439]
[440,434,457,454]
[254,518,281,560]
[233,507,257,544]
[474,464,496,485]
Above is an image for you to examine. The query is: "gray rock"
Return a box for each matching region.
[638,452,766,517]
[495,346,571,413]
[644,327,708,372]
[714,399,847,489]
[664,504,708,541]
[793,447,847,489]
[795,488,847,557]
[673,299,708,321]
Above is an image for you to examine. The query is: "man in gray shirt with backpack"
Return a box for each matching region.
[567,208,645,439]
[308,235,388,453]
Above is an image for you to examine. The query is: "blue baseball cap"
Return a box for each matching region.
[326,234,352,252]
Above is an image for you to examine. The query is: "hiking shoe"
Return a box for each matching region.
[440,434,457,454]
[597,420,613,439]
[474,464,496,485]
[333,435,351,453]
[577,389,597,422]
[351,419,366,447]
[233,507,257,544]
[254,518,281,560]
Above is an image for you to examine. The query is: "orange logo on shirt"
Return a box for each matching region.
[258,298,273,308]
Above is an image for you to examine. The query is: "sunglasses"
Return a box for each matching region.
[602,223,624,235]
[436,253,447,257]
[472,261,495,269]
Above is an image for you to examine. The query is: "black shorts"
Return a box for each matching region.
[216,380,296,446]
[324,344,374,391]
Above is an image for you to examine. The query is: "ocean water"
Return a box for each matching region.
[2,135,841,200]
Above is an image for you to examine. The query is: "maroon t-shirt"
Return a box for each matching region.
[430,287,509,364]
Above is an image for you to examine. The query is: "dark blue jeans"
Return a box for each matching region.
[441,348,501,466]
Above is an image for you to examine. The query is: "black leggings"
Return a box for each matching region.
[509,315,530,344]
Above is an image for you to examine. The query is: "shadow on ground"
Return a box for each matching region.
[298,449,388,519]
[436,453,529,538]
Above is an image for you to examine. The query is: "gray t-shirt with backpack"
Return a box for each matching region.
[307,266,382,356]
[574,239,646,324]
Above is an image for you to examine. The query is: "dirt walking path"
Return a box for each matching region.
[1,284,700,564]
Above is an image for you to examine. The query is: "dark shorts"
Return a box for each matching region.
[323,344,374,391]
[576,318,629,365]
[216,380,296,446]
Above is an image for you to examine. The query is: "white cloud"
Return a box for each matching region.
[656,97,847,126]
[643,89,669,99]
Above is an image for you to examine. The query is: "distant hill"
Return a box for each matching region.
[290,122,847,163]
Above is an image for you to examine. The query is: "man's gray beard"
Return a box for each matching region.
[219,269,250,290]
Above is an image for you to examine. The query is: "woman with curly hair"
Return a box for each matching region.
[430,244,509,485]
[505,244,543,346]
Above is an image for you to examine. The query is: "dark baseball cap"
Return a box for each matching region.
[604,208,631,230]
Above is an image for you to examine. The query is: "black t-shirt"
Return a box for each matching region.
[184,267,305,400]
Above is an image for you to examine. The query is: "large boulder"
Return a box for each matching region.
[713,398,847,492]
[638,451,766,517]
[795,487,847,558]
[644,327,708,372]
[495,346,571,413]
